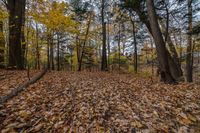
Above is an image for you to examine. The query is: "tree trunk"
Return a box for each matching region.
[159,20,183,77]
[21,0,26,68]
[47,34,50,69]
[101,0,108,71]
[7,0,26,69]
[133,7,182,81]
[0,21,5,68]
[21,30,26,68]
[179,30,183,64]
[57,34,60,71]
[35,23,40,70]
[118,23,121,72]
[50,35,54,70]
[150,36,154,75]
[130,18,137,73]
[198,50,200,64]
[107,18,110,71]
[78,13,92,71]
[146,0,175,83]
[186,0,193,82]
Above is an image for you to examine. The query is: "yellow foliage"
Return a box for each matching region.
[31,1,79,34]
[0,8,8,21]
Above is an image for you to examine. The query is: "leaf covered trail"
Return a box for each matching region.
[0,72,200,132]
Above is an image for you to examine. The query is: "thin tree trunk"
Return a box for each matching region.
[76,36,80,70]
[78,13,92,71]
[130,18,137,73]
[146,0,175,83]
[47,33,50,69]
[101,0,108,71]
[179,30,182,65]
[107,18,110,70]
[50,34,54,70]
[197,49,200,65]
[150,36,154,75]
[186,0,193,82]
[57,34,60,71]
[35,23,40,70]
[24,1,31,69]
[70,51,73,71]
[118,23,121,72]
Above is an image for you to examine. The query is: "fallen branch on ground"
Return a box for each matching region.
[0,68,47,105]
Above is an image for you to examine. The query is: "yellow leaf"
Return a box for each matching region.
[131,121,143,128]
[19,110,31,120]
[179,117,192,125]
[188,114,197,122]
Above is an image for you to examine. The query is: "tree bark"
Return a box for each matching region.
[130,4,182,81]
[186,0,193,82]
[146,0,175,83]
[35,23,40,70]
[47,33,50,69]
[107,18,111,70]
[50,34,54,70]
[159,20,183,77]
[57,34,60,71]
[118,23,121,72]
[101,0,108,71]
[179,30,183,64]
[150,36,154,75]
[7,0,26,69]
[130,18,137,73]
[0,21,5,68]
[21,0,26,68]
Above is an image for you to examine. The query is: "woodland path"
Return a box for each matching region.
[0,71,200,132]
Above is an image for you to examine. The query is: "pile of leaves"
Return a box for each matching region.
[0,71,200,132]
[0,70,39,97]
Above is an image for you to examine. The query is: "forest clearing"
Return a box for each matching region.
[0,0,200,132]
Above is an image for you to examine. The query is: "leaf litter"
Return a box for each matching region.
[0,71,200,133]
[0,70,39,97]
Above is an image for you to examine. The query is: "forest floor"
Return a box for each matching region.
[0,71,200,133]
[0,70,40,96]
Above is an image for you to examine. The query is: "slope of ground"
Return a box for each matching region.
[0,72,200,133]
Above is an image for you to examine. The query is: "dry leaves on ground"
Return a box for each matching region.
[0,71,200,133]
[0,70,39,96]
